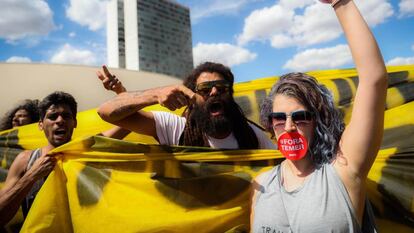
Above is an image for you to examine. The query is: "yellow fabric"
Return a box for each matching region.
[0,65,413,232]
[21,138,275,233]
[19,135,413,232]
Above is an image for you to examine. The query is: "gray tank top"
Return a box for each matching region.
[22,148,45,217]
[252,163,377,233]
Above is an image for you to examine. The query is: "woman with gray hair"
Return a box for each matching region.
[251,0,387,232]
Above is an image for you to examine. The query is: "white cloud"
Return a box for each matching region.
[0,0,55,41]
[237,5,294,46]
[386,43,414,66]
[237,0,393,48]
[283,44,352,71]
[355,0,394,26]
[399,0,414,17]
[283,3,341,47]
[50,44,98,66]
[6,56,32,63]
[387,57,414,66]
[69,32,76,38]
[279,0,315,10]
[190,0,254,23]
[193,43,257,67]
[66,0,108,31]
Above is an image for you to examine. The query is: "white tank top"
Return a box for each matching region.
[252,163,377,233]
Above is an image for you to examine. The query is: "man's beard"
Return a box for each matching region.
[190,95,235,137]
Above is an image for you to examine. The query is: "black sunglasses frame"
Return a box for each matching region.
[195,80,231,96]
[268,110,313,123]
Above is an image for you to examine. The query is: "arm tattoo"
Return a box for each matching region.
[109,90,146,117]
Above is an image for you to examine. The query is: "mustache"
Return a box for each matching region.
[203,95,231,110]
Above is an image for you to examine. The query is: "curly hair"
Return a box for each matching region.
[183,62,235,94]
[260,72,345,165]
[179,62,258,148]
[0,99,40,131]
[39,91,77,120]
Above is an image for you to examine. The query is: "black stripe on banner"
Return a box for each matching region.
[332,78,353,106]
[346,71,408,89]
[77,164,111,206]
[255,89,267,110]
[394,81,414,104]
[350,76,359,89]
[388,71,409,87]
[154,170,252,207]
[0,129,24,171]
[235,96,252,117]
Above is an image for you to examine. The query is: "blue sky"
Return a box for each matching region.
[1,0,414,83]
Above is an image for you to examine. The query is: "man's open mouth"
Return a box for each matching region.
[54,128,67,139]
[207,102,224,116]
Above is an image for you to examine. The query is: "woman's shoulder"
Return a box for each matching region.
[253,165,280,186]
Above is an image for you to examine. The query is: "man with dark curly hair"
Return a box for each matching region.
[0,91,77,226]
[97,62,276,149]
[0,99,39,131]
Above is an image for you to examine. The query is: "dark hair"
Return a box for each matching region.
[179,62,258,148]
[0,99,39,131]
[260,72,345,165]
[183,62,234,95]
[39,91,77,120]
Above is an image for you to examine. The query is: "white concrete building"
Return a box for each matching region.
[107,0,193,79]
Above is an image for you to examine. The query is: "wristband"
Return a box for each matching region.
[331,0,343,8]
[319,0,343,8]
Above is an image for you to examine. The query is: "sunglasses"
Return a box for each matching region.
[195,80,231,96]
[269,110,313,129]
[46,112,74,121]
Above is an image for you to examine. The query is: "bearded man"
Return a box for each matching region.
[97,62,275,149]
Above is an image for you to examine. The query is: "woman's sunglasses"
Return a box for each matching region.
[268,110,313,129]
[195,80,231,97]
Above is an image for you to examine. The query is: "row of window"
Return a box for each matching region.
[138,0,189,16]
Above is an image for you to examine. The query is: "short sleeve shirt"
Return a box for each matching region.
[152,111,276,149]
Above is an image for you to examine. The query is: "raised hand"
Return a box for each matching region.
[156,85,197,111]
[97,65,127,94]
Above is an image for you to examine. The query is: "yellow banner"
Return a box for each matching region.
[20,135,414,232]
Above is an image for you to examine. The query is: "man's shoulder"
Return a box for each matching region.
[7,149,35,177]
[152,111,186,145]
[14,150,34,166]
[253,166,278,185]
[152,111,186,124]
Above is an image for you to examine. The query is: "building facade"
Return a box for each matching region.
[107,0,193,79]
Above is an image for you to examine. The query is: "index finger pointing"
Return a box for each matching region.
[102,65,113,78]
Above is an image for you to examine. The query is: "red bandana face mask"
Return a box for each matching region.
[277,132,308,161]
